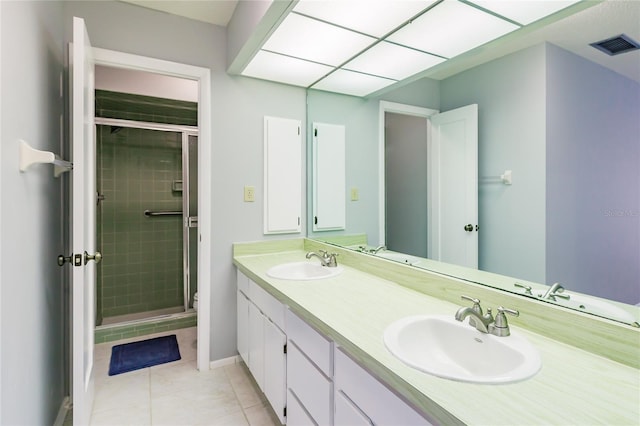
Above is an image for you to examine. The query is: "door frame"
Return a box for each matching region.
[92,47,212,372]
[377,101,438,246]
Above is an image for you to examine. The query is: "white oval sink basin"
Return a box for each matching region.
[266,262,343,281]
[384,315,541,384]
[553,293,637,324]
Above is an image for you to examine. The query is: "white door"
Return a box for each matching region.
[71,16,97,426]
[429,104,478,269]
[263,319,286,424]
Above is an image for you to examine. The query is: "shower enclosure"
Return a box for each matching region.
[95,120,198,326]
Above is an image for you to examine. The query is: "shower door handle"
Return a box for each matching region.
[84,251,102,265]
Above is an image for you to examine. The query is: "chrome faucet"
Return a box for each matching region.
[305,250,339,267]
[455,296,519,337]
[371,245,386,254]
[455,296,494,333]
[541,282,570,301]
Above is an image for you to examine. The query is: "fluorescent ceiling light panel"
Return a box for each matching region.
[468,0,582,25]
[261,13,375,66]
[388,0,519,58]
[242,50,333,87]
[344,41,446,80]
[293,0,438,38]
[312,69,396,97]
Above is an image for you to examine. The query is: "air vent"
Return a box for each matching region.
[590,34,640,56]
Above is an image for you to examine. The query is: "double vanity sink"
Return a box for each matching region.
[266,256,542,385]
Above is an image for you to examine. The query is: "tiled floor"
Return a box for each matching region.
[90,327,280,426]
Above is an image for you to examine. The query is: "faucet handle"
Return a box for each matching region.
[514,282,532,295]
[460,295,483,314]
[493,306,520,336]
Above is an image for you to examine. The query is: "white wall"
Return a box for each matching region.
[63,0,307,361]
[0,1,66,424]
[440,44,548,283]
[546,44,640,304]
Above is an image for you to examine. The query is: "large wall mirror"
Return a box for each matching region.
[306,1,639,327]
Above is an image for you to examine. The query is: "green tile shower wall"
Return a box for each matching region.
[95,314,197,344]
[98,126,184,318]
[95,90,198,126]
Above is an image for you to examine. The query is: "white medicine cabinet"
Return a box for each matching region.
[264,116,302,235]
[312,122,346,231]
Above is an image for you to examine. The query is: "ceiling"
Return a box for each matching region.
[118,0,239,27]
[118,1,640,93]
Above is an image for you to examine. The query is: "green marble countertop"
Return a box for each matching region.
[233,241,640,425]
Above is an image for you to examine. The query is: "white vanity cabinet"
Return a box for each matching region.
[334,348,434,426]
[286,309,334,426]
[236,271,287,424]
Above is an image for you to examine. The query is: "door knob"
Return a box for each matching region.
[84,251,102,265]
[464,224,473,232]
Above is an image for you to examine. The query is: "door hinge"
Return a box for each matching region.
[283,406,287,417]
[314,128,318,137]
[298,126,300,136]
[297,217,300,226]
[314,216,318,225]
[283,343,287,354]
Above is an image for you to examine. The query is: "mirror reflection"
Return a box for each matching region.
[306,2,639,326]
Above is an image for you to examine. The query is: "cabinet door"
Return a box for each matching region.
[264,319,287,424]
[237,290,249,365]
[264,116,302,234]
[248,302,265,391]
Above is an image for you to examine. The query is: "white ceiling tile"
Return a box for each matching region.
[388,0,519,58]
[344,41,446,80]
[468,0,581,25]
[293,0,438,37]
[242,51,333,87]
[312,69,397,97]
[262,13,376,66]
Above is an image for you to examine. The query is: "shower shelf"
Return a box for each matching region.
[19,139,72,177]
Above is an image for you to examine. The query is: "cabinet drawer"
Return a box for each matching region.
[288,342,332,426]
[334,348,432,426]
[250,280,285,330]
[237,270,250,295]
[286,309,332,376]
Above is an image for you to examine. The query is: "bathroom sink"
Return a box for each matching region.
[375,251,423,265]
[384,315,541,384]
[552,293,637,324]
[266,262,343,281]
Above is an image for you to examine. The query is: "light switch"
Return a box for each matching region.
[350,187,359,201]
[244,186,255,202]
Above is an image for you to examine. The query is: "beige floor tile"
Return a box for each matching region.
[224,362,266,409]
[244,402,281,426]
[92,368,150,414]
[151,392,244,426]
[90,403,151,426]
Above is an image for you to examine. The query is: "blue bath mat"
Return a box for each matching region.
[108,335,181,376]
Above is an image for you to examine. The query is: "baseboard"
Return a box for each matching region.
[209,355,240,370]
[53,396,71,426]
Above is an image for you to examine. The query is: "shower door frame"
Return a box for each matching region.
[95,117,198,315]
